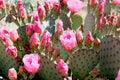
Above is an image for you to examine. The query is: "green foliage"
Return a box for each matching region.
[71,14,83,30]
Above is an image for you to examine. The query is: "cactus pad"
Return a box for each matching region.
[100,35,120,79]
[0,41,19,78]
[39,54,62,80]
[68,49,99,79]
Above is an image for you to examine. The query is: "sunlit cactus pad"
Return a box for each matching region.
[39,54,62,80]
[100,35,120,79]
[0,41,19,78]
[68,49,99,79]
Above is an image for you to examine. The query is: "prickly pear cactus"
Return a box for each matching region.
[68,49,99,79]
[39,54,62,80]
[100,35,120,79]
[0,41,19,77]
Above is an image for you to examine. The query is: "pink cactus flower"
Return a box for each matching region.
[5,45,17,57]
[8,68,17,80]
[56,19,63,33]
[10,30,19,42]
[19,6,27,19]
[67,0,84,13]
[32,10,40,21]
[86,30,94,45]
[29,33,40,48]
[41,30,51,47]
[17,0,23,9]
[0,27,9,40]
[37,5,45,19]
[33,21,42,34]
[22,53,41,74]
[26,23,34,36]
[113,0,120,5]
[60,30,76,51]
[75,29,83,43]
[4,37,13,47]
[0,0,6,9]
[56,59,68,76]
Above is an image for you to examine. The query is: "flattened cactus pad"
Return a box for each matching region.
[100,35,120,79]
[68,49,99,79]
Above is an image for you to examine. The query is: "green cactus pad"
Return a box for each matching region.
[100,35,120,79]
[0,41,19,78]
[68,49,99,79]
[39,54,62,80]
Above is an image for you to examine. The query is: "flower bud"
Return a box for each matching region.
[41,30,51,47]
[52,47,60,58]
[17,0,23,9]
[33,21,42,34]
[75,29,83,43]
[0,0,6,9]
[97,0,106,14]
[94,38,100,46]
[0,27,9,40]
[5,45,17,57]
[26,23,34,36]
[86,30,94,45]
[19,7,27,19]
[32,10,40,21]
[56,19,63,33]
[45,41,53,53]
[56,59,69,76]
[19,66,25,74]
[44,1,51,11]
[8,68,17,80]
[10,30,19,42]
[88,0,98,6]
[29,33,40,48]
[37,5,45,19]
[113,0,120,5]
[4,37,14,47]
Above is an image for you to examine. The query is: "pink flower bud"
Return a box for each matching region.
[33,21,42,34]
[17,0,23,9]
[10,30,19,42]
[4,37,13,47]
[56,19,63,33]
[97,0,106,14]
[8,68,17,80]
[0,0,6,9]
[53,3,61,12]
[19,66,25,74]
[29,33,40,48]
[60,30,76,51]
[26,23,34,36]
[67,0,84,13]
[75,29,83,43]
[113,0,120,5]
[94,38,100,46]
[56,59,68,76]
[5,45,17,57]
[19,7,27,19]
[32,10,40,21]
[88,0,98,6]
[37,5,45,19]
[0,27,9,40]
[86,30,94,45]
[22,53,41,74]
[41,30,51,47]
[44,1,51,11]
